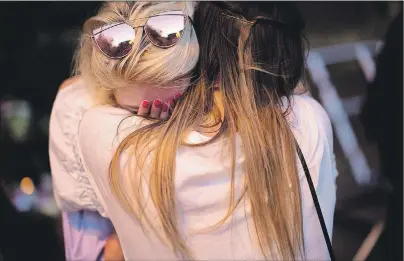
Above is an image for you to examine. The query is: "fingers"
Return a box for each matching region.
[137,100,151,117]
[149,100,162,119]
[168,99,175,114]
[174,92,182,103]
[137,99,168,120]
[171,92,182,114]
[159,102,170,120]
[136,92,182,120]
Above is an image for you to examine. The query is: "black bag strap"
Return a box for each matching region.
[295,140,336,261]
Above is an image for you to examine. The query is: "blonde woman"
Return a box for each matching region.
[52,1,338,260]
[49,2,198,260]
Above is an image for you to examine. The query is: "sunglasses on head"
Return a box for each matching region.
[90,13,194,59]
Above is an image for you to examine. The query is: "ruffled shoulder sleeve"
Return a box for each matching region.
[49,79,108,217]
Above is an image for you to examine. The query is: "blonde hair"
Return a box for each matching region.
[73,1,199,104]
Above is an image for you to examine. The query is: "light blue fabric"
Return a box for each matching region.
[62,210,113,261]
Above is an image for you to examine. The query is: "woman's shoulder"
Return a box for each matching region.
[288,94,332,142]
[77,106,147,194]
[49,78,107,213]
[79,106,147,152]
[286,94,333,168]
[80,105,143,132]
[50,77,95,149]
[58,76,81,91]
[53,77,93,110]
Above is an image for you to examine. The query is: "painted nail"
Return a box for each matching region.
[169,99,175,107]
[162,103,169,112]
[174,92,182,100]
[153,99,162,108]
[142,100,150,108]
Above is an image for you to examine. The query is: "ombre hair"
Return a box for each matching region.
[73,1,199,104]
[191,3,307,259]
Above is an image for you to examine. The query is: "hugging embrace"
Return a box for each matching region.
[49,2,337,260]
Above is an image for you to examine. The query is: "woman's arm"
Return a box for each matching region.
[292,95,337,260]
[51,78,125,261]
[52,77,177,260]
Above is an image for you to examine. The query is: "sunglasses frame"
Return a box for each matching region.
[90,13,194,59]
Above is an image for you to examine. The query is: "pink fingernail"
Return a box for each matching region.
[162,103,169,112]
[169,99,174,107]
[142,100,150,108]
[174,92,182,100]
[154,99,162,108]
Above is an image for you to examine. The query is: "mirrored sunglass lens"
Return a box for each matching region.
[93,23,135,58]
[145,15,186,47]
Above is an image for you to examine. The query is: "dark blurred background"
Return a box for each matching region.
[0,2,402,261]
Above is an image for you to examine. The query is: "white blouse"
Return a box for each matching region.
[49,79,337,260]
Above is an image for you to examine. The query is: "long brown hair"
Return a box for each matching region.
[110,2,307,260]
